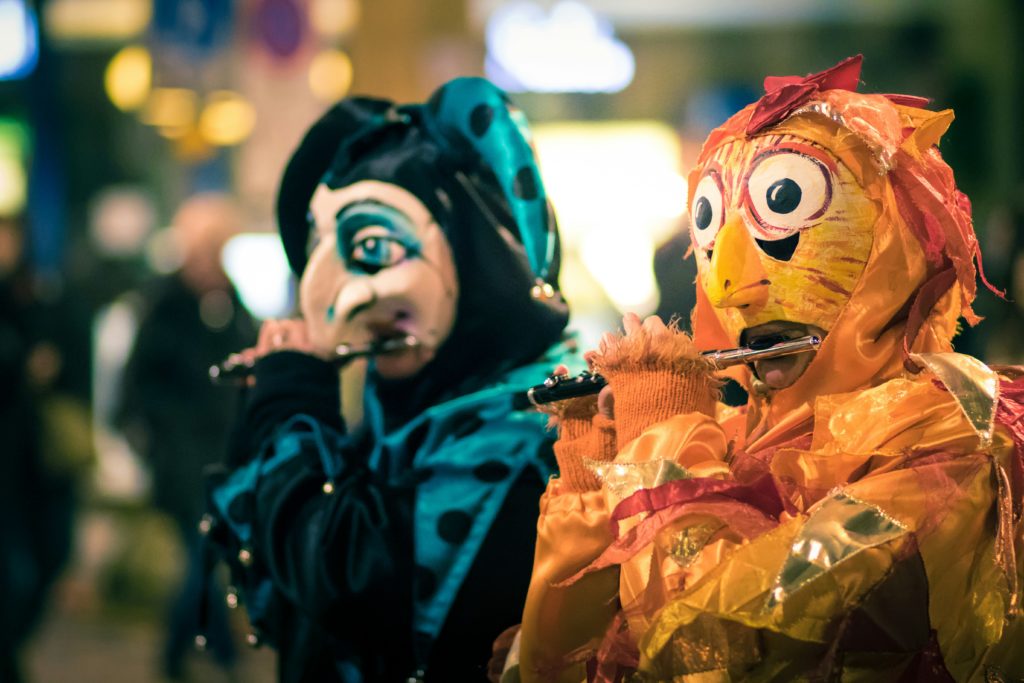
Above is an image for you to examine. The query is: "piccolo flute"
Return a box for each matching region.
[526,334,821,406]
[209,335,420,386]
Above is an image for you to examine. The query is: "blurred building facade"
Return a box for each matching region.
[5,0,1020,342]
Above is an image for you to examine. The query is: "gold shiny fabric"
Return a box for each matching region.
[911,351,999,447]
[638,384,1022,681]
[585,458,693,513]
[519,483,620,683]
[766,491,908,610]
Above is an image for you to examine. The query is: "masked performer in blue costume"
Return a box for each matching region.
[205,78,573,682]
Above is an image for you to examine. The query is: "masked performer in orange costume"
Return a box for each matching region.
[516,56,1024,682]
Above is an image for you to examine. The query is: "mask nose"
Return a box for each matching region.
[333,278,380,323]
[705,215,769,309]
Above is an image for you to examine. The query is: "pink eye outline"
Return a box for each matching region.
[690,169,726,253]
[743,145,834,240]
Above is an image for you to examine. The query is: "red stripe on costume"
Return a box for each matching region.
[609,473,793,537]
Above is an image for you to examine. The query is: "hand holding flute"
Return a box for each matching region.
[209,319,321,386]
[530,313,821,411]
[209,318,420,386]
[529,334,820,406]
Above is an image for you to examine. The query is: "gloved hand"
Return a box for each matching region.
[587,313,719,448]
[547,392,617,492]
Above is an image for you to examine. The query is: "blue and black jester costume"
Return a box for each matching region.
[203,79,576,683]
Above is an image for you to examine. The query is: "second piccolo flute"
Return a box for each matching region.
[209,335,421,386]
[526,334,821,406]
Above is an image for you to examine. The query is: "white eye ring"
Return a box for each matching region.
[690,172,724,251]
[746,151,832,237]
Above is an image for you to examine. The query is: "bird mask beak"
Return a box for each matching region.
[705,214,769,310]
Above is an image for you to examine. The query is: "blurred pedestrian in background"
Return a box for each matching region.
[0,217,83,683]
[117,194,257,680]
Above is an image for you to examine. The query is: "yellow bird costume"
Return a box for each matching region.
[517,56,1024,682]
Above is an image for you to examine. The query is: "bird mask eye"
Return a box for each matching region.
[746,150,832,241]
[691,170,725,254]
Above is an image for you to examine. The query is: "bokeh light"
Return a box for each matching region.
[88,186,157,256]
[310,0,360,38]
[222,232,293,319]
[198,90,257,147]
[44,0,150,43]
[0,118,28,216]
[308,48,354,102]
[140,87,198,138]
[0,0,38,80]
[485,0,634,93]
[104,45,152,112]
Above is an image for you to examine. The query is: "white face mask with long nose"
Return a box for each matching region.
[300,180,459,379]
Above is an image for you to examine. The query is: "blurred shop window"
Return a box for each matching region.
[532,121,686,322]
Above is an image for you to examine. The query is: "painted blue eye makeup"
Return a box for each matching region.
[350,233,407,273]
[335,201,423,274]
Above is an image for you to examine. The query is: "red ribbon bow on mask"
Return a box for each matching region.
[746,54,931,135]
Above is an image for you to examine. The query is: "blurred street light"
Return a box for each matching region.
[310,0,360,38]
[222,233,293,319]
[533,121,686,313]
[0,118,28,216]
[104,45,153,112]
[485,1,634,93]
[198,90,257,146]
[308,48,353,102]
[140,87,198,138]
[45,0,151,44]
[0,0,38,80]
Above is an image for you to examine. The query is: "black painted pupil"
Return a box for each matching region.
[766,178,801,214]
[694,196,713,230]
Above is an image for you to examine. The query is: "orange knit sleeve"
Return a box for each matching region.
[593,327,720,448]
[549,396,618,491]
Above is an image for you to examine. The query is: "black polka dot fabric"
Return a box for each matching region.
[450,415,485,439]
[473,461,511,482]
[513,166,539,200]
[423,77,554,281]
[469,104,494,137]
[437,510,473,544]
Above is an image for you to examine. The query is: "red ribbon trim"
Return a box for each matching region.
[609,473,792,538]
[901,267,957,372]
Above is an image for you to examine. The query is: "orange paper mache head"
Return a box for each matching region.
[689,55,999,401]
